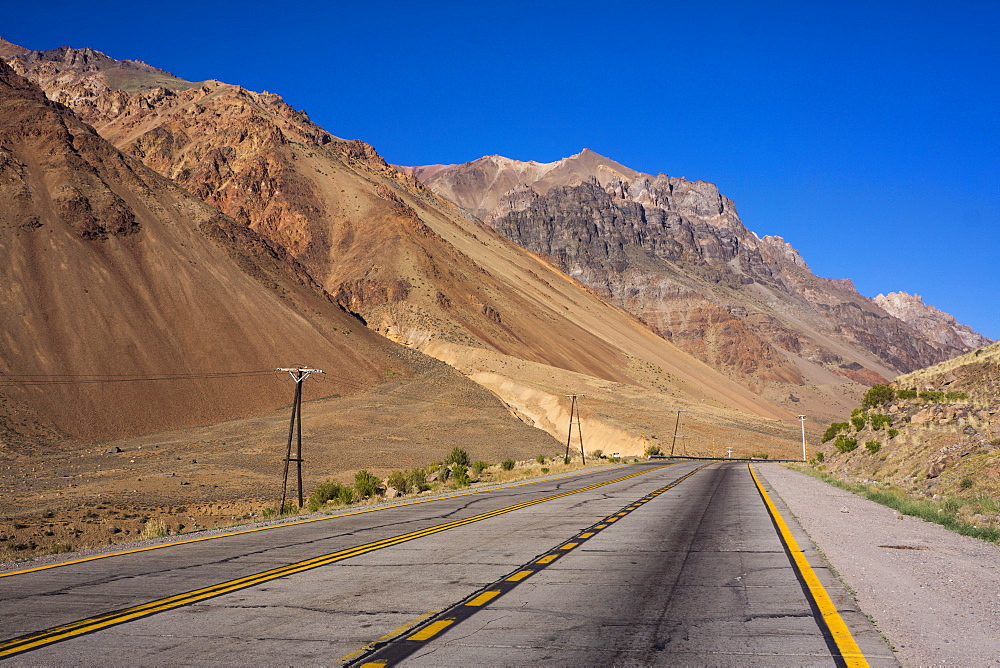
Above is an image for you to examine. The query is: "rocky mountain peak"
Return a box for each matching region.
[0,37,29,59]
[874,292,992,351]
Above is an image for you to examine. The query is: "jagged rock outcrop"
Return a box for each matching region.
[875,292,991,352]
[401,151,987,419]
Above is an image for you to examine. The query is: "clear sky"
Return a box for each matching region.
[5,0,998,339]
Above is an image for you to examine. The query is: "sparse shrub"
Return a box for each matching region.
[592,450,604,459]
[354,470,381,498]
[445,447,471,467]
[472,461,490,477]
[813,452,825,463]
[407,469,429,492]
[536,454,546,464]
[990,438,1000,447]
[541,467,549,473]
[942,497,963,513]
[919,390,945,403]
[750,452,769,459]
[896,388,918,400]
[645,444,662,457]
[140,517,169,539]
[501,458,515,471]
[438,465,451,483]
[945,391,968,401]
[308,480,353,511]
[862,384,895,409]
[960,477,974,489]
[887,428,900,439]
[870,414,891,430]
[822,422,849,443]
[834,435,858,453]
[386,471,410,495]
[563,456,571,465]
[865,440,881,454]
[851,414,867,432]
[452,464,470,486]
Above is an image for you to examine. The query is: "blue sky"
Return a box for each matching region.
[6,0,998,338]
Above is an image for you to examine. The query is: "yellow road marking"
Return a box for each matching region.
[337,610,440,662]
[606,517,619,522]
[506,570,534,582]
[560,542,579,550]
[359,662,386,668]
[537,554,559,564]
[595,524,607,528]
[749,465,869,667]
[579,532,595,539]
[0,464,636,579]
[0,466,669,659]
[407,620,453,641]
[466,591,501,607]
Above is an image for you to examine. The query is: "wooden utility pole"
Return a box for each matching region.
[669,409,687,458]
[276,366,324,511]
[564,394,586,464]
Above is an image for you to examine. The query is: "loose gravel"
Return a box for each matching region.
[756,464,1000,667]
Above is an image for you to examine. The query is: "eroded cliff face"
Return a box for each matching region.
[405,152,988,418]
[875,292,992,352]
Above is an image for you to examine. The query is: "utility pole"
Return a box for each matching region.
[669,409,687,458]
[276,366,324,511]
[564,394,586,464]
[798,415,807,462]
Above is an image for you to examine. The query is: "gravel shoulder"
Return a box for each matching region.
[756,464,1000,667]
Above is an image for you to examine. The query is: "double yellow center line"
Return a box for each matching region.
[0,466,668,659]
[348,466,707,666]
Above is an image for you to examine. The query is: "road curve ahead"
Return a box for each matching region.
[0,462,894,665]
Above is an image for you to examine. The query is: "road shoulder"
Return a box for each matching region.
[755,464,1000,667]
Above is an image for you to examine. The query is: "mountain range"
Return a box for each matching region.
[396,151,991,419]
[1,38,800,462]
[0,36,990,456]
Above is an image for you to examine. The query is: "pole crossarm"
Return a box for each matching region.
[275,367,325,382]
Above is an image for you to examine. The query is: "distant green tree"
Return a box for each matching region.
[865,440,881,454]
[822,422,850,443]
[501,458,515,471]
[452,464,470,486]
[862,385,895,409]
[354,470,381,498]
[834,435,858,453]
[851,414,867,431]
[870,414,891,430]
[445,447,471,467]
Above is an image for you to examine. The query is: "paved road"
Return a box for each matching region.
[0,462,894,665]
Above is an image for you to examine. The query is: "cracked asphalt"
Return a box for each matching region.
[0,462,895,665]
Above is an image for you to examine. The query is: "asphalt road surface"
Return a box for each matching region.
[0,461,895,665]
